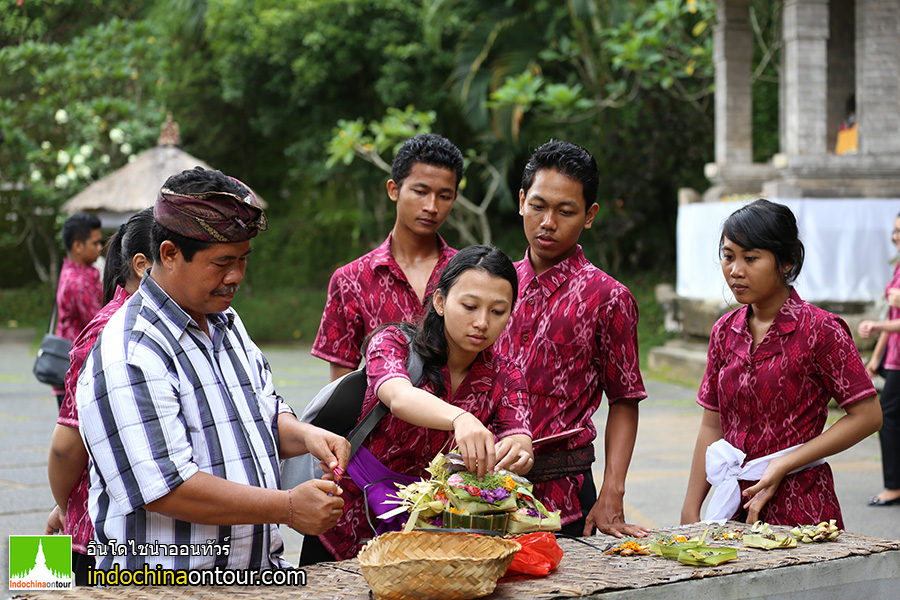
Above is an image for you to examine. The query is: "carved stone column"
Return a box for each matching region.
[856,0,900,156]
[714,0,754,165]
[782,0,829,156]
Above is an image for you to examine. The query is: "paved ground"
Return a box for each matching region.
[2,328,899,594]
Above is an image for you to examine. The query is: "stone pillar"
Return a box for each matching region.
[782,0,829,156]
[713,0,754,164]
[856,0,900,156]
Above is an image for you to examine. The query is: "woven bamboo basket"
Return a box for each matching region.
[357,530,521,600]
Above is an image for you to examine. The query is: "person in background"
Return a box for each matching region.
[857,211,900,506]
[312,134,463,380]
[77,167,349,572]
[45,208,153,585]
[315,245,533,562]
[493,140,649,539]
[54,212,103,408]
[682,199,881,527]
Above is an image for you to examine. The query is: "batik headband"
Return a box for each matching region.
[154,184,268,243]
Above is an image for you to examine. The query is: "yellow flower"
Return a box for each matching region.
[503,475,516,491]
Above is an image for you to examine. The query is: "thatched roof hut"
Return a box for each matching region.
[61,116,213,227]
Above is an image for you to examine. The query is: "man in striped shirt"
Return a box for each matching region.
[77,167,349,572]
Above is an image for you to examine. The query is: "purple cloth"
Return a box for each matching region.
[347,446,418,535]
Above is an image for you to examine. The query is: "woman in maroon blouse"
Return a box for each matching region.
[310,245,533,562]
[682,199,881,527]
[857,212,900,506]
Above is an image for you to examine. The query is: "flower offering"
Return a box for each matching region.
[383,450,561,535]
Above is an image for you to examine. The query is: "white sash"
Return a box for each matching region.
[702,438,825,523]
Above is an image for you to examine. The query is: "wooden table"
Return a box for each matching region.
[12,524,900,599]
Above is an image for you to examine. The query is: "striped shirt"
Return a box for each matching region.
[77,274,293,571]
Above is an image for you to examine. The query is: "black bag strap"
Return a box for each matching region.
[346,330,425,457]
[47,299,58,335]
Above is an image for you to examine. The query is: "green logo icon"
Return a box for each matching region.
[9,536,73,590]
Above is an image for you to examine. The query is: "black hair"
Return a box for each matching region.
[521,139,600,209]
[390,134,464,191]
[366,245,517,397]
[150,166,250,263]
[102,208,154,304]
[720,199,805,285]
[62,212,102,251]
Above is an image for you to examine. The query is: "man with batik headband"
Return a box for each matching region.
[77,166,350,573]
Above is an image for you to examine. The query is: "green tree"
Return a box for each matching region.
[425,0,717,271]
[1,6,166,286]
[326,106,506,246]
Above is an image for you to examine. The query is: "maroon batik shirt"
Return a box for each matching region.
[493,246,647,526]
[319,326,531,560]
[53,258,102,394]
[883,263,900,370]
[698,288,875,528]
[57,285,131,554]
[311,234,457,369]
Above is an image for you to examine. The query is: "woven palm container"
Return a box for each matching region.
[357,531,521,600]
[442,509,509,534]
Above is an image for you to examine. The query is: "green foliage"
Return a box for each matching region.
[0,0,152,46]
[476,0,715,128]
[242,181,370,294]
[326,107,438,170]
[0,13,167,284]
[0,284,53,331]
[427,0,719,272]
[604,0,714,97]
[0,0,763,351]
[230,286,328,345]
[199,0,460,188]
[617,269,677,369]
[750,0,782,162]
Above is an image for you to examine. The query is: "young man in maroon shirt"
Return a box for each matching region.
[312,134,463,380]
[54,212,103,408]
[494,140,649,538]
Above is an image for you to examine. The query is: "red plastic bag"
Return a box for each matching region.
[503,532,564,577]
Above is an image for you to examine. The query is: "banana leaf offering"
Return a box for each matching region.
[649,534,703,559]
[677,546,738,566]
[506,486,561,534]
[742,521,797,550]
[443,509,509,533]
[445,471,518,514]
[383,450,560,535]
[790,520,842,543]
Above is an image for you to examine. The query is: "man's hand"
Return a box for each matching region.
[289,479,345,536]
[45,505,65,535]
[585,491,650,538]
[304,426,351,480]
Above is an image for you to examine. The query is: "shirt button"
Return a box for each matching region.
[528,298,535,305]
[522,333,530,342]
